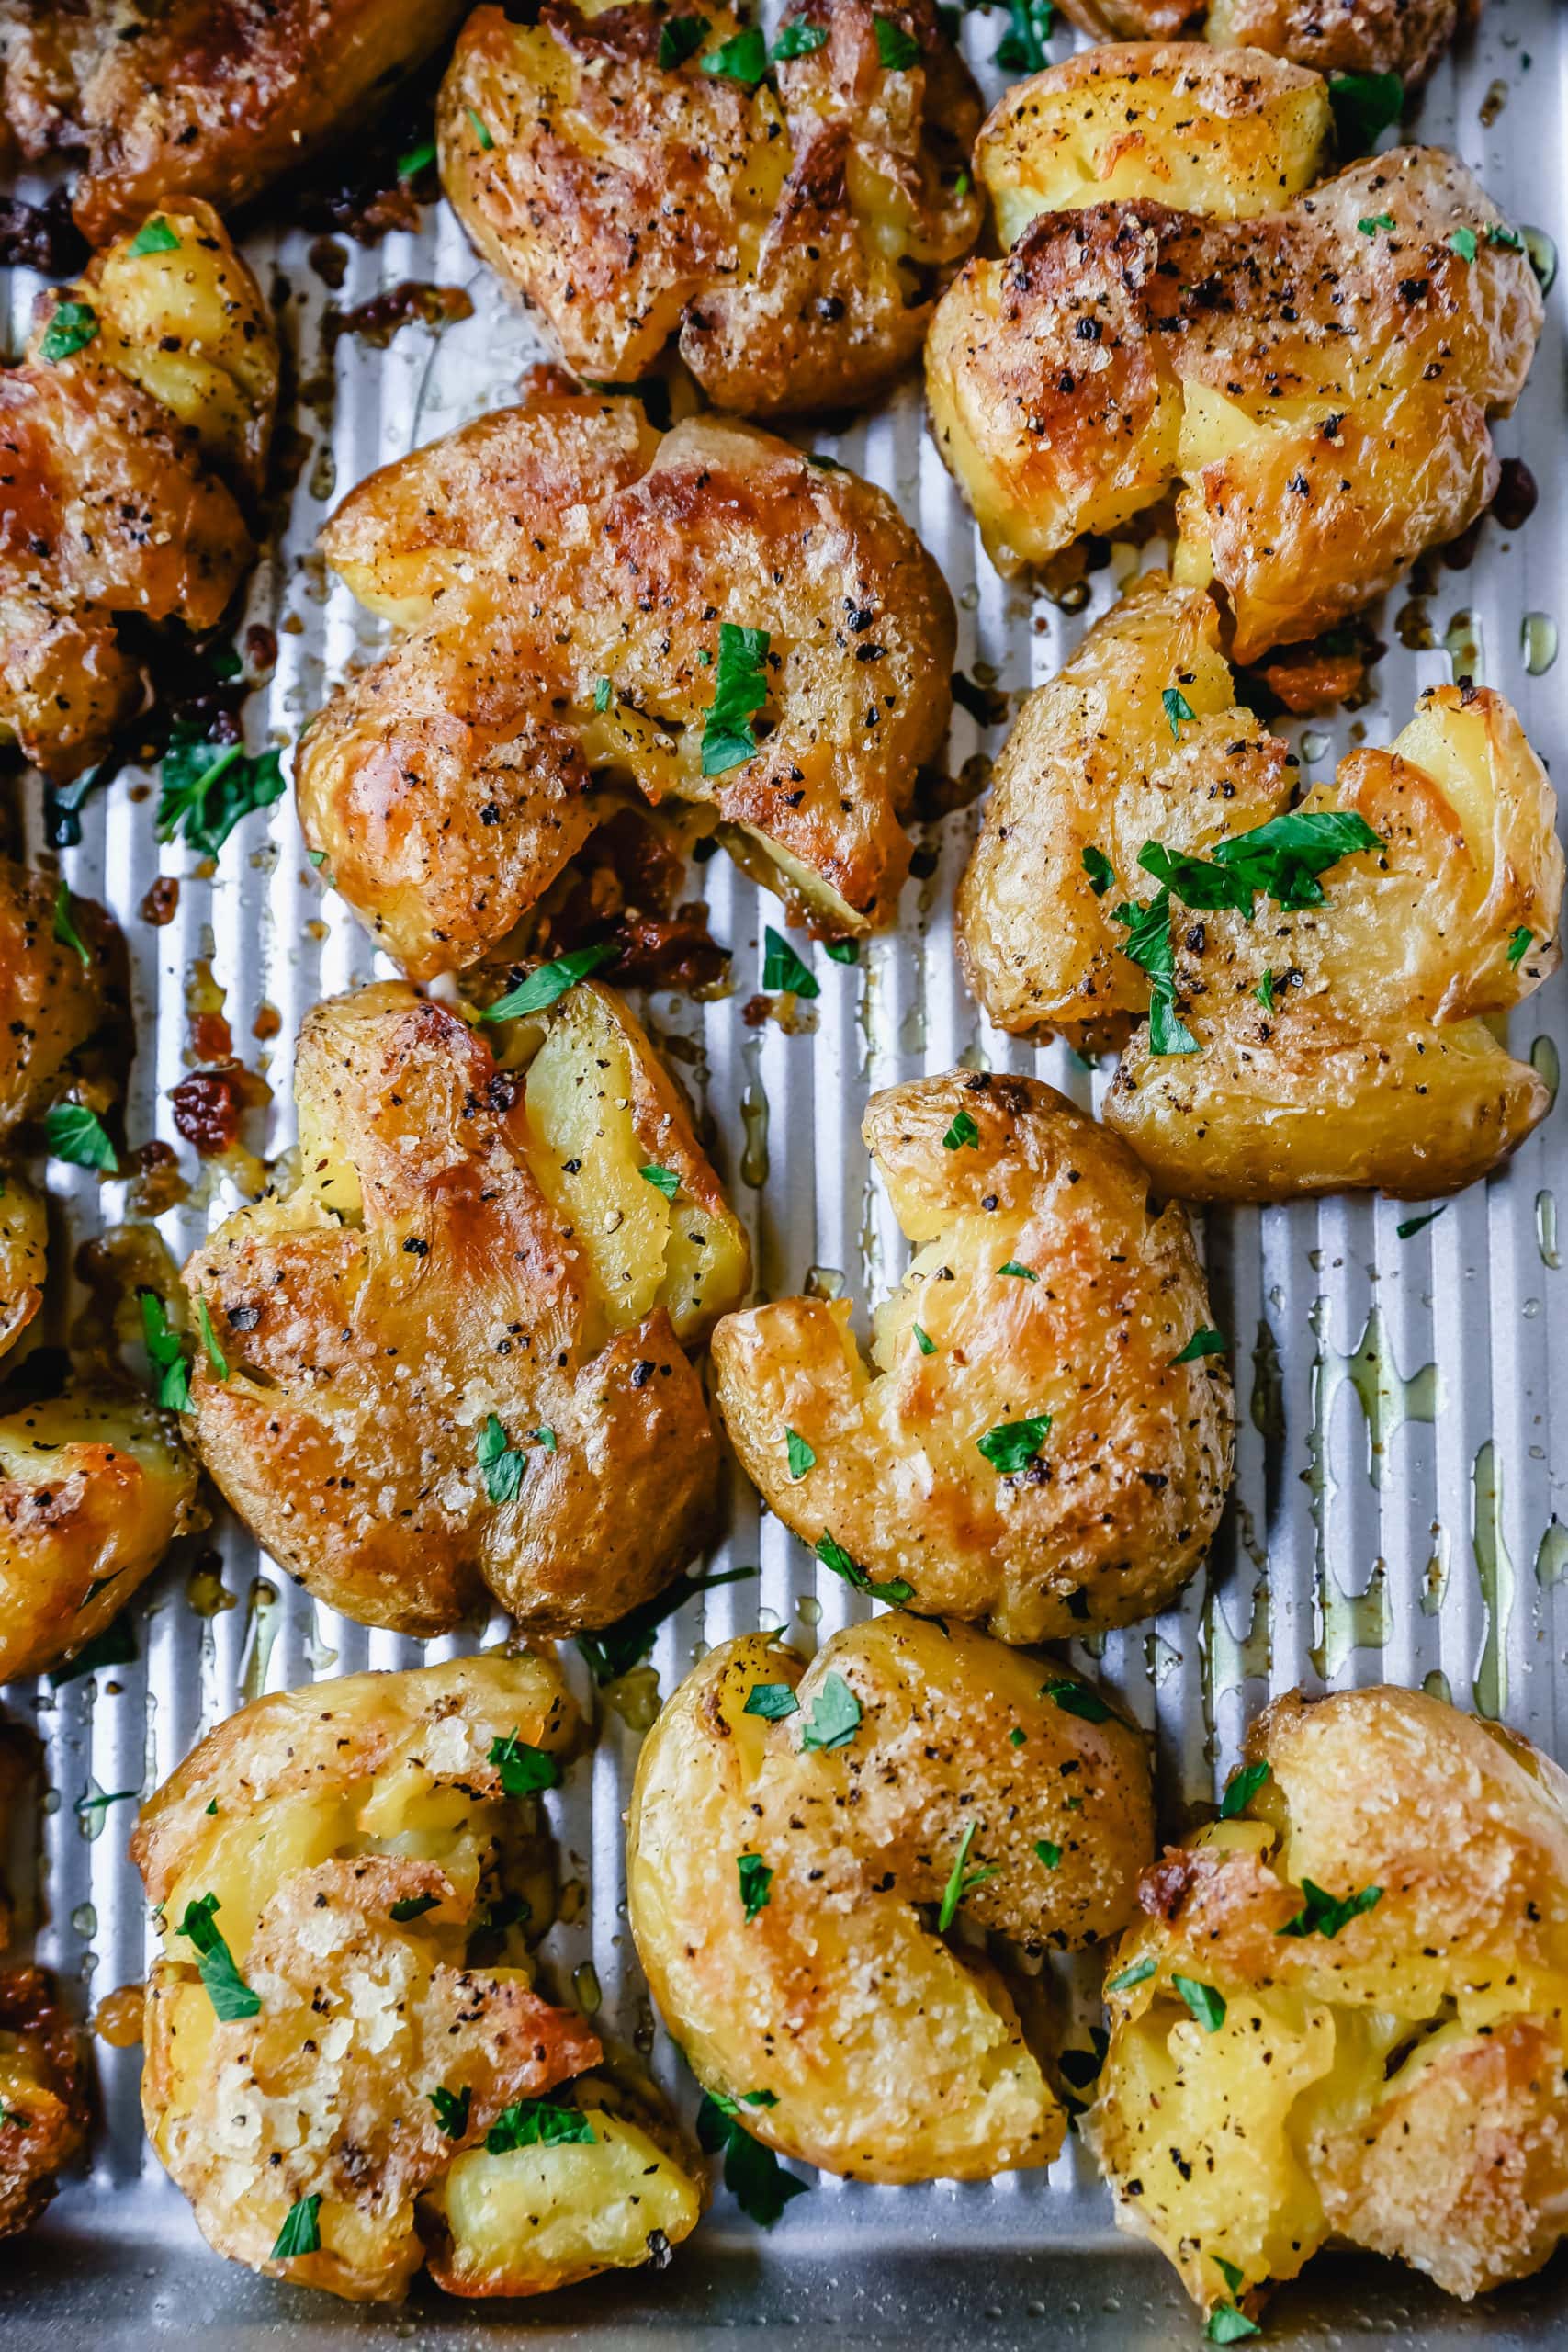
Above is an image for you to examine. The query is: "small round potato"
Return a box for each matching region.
[0,1963,90,2241]
[1087,1684,1568,2322]
[133,1652,704,2302]
[711,1071,1234,1642]
[1055,0,1478,86]
[628,1616,1154,2182]
[182,977,749,1636]
[0,857,130,1144]
[299,392,954,975]
[1,203,277,780]
[0,1386,202,1685]
[927,52,1540,655]
[958,574,1562,1201]
[438,0,983,417]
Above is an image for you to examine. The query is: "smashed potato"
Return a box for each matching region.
[711,1072,1233,1642]
[0,0,468,244]
[0,1387,201,1685]
[1055,0,1477,85]
[438,0,982,416]
[133,1652,703,2301]
[299,393,953,972]
[1,201,278,781]
[927,50,1540,657]
[628,1616,1153,2181]
[183,977,748,1636]
[0,1964,90,2239]
[958,576,1562,1200]
[1087,1684,1568,2321]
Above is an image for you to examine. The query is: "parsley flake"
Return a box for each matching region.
[156,727,285,858]
[397,138,436,179]
[195,1295,229,1380]
[1206,2307,1259,2344]
[535,1426,558,1452]
[45,1102,116,1171]
[1278,1879,1382,1939]
[1507,925,1532,967]
[977,1413,1050,1476]
[176,1893,260,2021]
[1449,226,1478,263]
[1172,1327,1225,1365]
[390,1894,441,1923]
[659,13,709,66]
[699,24,768,80]
[1041,1678,1111,1724]
[639,1163,680,1199]
[995,0,1054,74]
[761,924,818,998]
[73,1787,138,1822]
[1035,1838,1061,1871]
[140,1290,191,1413]
[429,2085,471,2139]
[477,1412,525,1504]
[824,936,859,964]
[40,300,99,364]
[271,2192,321,2260]
[1173,1974,1226,2032]
[1395,1205,1446,1239]
[1162,685,1196,741]
[773,18,828,55]
[785,1427,816,1479]
[799,1670,861,1753]
[937,1819,999,1929]
[482,941,619,1021]
[576,1565,756,1684]
[489,1729,558,1797]
[998,1260,1036,1281]
[593,674,614,712]
[487,2098,594,2151]
[129,217,182,256]
[697,2093,809,2224]
[1327,69,1403,154]
[1106,1955,1156,1995]
[1081,845,1115,897]
[1219,1759,1270,1818]
[1486,223,1524,252]
[1214,2256,1245,2295]
[738,1851,773,1921]
[744,1681,801,1721]
[1357,211,1395,235]
[52,881,90,967]
[466,106,494,149]
[1256,968,1275,1012]
[873,15,919,68]
[912,1323,936,1356]
[815,1530,911,1606]
[1111,892,1199,1058]
[942,1108,980,1149]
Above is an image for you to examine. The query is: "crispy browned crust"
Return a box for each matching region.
[0,859,126,1136]
[927,141,1540,656]
[438,0,983,415]
[1089,1683,1568,2311]
[0,0,468,243]
[1055,0,1479,82]
[0,1965,91,2240]
[712,1070,1235,1641]
[182,982,725,1636]
[299,395,954,973]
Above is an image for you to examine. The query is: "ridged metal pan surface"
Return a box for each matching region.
[2,1,1566,2343]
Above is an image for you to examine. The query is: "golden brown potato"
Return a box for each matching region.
[1087,1684,1568,2324]
[0,1386,202,1685]
[299,393,954,972]
[927,58,1540,658]
[0,1964,91,2240]
[438,0,983,417]
[1056,0,1479,85]
[976,42,1332,247]
[628,1616,1154,2182]
[133,1651,704,2301]
[182,977,748,1637]
[958,576,1562,1200]
[0,203,277,782]
[711,1071,1233,1642]
[0,0,468,244]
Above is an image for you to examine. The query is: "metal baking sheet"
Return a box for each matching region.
[3,2,1566,2342]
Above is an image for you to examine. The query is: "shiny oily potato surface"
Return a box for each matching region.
[0,0,468,243]
[182,978,746,1636]
[1055,0,1478,85]
[628,1617,1154,2182]
[0,1387,202,1684]
[439,0,982,416]
[1087,1684,1568,2318]
[0,203,277,781]
[0,1963,90,2241]
[132,1653,703,2301]
[957,575,1561,1199]
[300,393,953,974]
[927,56,1540,657]
[711,1071,1234,1642]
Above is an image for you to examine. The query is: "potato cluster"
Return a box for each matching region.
[958,576,1562,1201]
[927,43,1540,656]
[299,390,954,974]
[438,0,983,416]
[0,201,277,782]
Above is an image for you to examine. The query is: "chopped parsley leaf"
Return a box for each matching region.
[699,24,768,81]
[1395,1206,1446,1239]
[1218,1759,1269,1818]
[466,107,494,149]
[1173,1973,1225,2032]
[1277,1878,1382,1939]
[140,1290,191,1413]
[798,1670,861,1752]
[1162,685,1196,741]
[1081,845,1115,897]
[942,1108,980,1150]
[156,726,285,858]
[1140,808,1382,918]
[1507,925,1532,967]
[1106,1956,1156,1995]
[639,1163,680,1199]
[1041,1678,1111,1724]
[1035,1838,1061,1870]
[129,217,182,255]
[397,138,436,179]
[429,2086,471,2139]
[487,2098,594,2152]
[40,300,99,364]
[476,1412,525,1504]
[977,1412,1050,1476]
[773,18,828,55]
[995,0,1054,74]
[45,1102,116,1171]
[195,1296,229,1380]
[176,1893,260,2020]
[52,881,90,967]
[912,1323,936,1356]
[481,941,619,1021]
[761,924,818,998]
[873,15,919,68]
[489,1729,558,1798]
[738,1851,773,1921]
[937,1818,999,1929]
[1449,226,1478,263]
[593,673,614,712]
[785,1427,816,1479]
[1357,211,1395,235]
[390,1894,441,1923]
[1111,891,1199,1058]
[815,1530,911,1606]
[576,1565,756,1684]
[1327,69,1403,155]
[1256,968,1275,1012]
[659,13,710,67]
[1206,2306,1259,2344]
[743,1681,801,1721]
[824,937,860,964]
[1172,1327,1225,1365]
[697,2092,809,2224]
[998,1260,1036,1281]
[270,2192,321,2259]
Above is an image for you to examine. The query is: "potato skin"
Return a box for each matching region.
[1055,0,1480,85]
[133,1652,701,2302]
[182,979,743,1636]
[0,1387,202,1684]
[1087,1685,1568,2315]
[300,395,954,972]
[712,1072,1234,1642]
[928,109,1540,654]
[0,1964,90,2241]
[1,203,276,781]
[628,1618,1154,2181]
[0,0,468,243]
[438,0,983,417]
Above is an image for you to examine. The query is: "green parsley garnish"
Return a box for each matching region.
[1357,212,1395,235]
[397,139,436,179]
[639,1163,680,1199]
[873,15,919,68]
[937,1819,999,1930]
[1106,1956,1156,1995]
[73,1787,138,1821]
[156,727,285,858]
[995,0,1054,74]
[1278,1879,1382,1939]
[1507,925,1532,967]
[1395,1205,1446,1239]
[45,1102,116,1171]
[195,1295,229,1380]
[1111,891,1199,1058]
[744,1681,801,1721]
[535,1426,558,1452]
[1140,808,1381,918]
[977,1413,1050,1476]
[52,880,90,967]
[1448,226,1478,263]
[489,1729,558,1797]
[1219,1760,1270,1818]
[774,18,828,55]
[1206,2307,1259,2344]
[1035,1838,1061,1870]
[738,1851,773,1921]
[1486,223,1524,252]
[659,13,710,67]
[997,1260,1036,1281]
[1256,968,1275,1012]
[575,1565,755,1684]
[390,1894,441,1923]
[912,1323,935,1356]
[785,1427,816,1479]
[466,107,494,149]
[697,2093,809,2224]
[1172,1327,1225,1365]
[1173,1974,1225,2032]
[476,1412,524,1504]
[1041,1679,1111,1724]
[761,924,818,999]
[487,2098,594,2152]
[593,674,614,712]
[824,937,859,964]
[481,941,619,1021]
[176,1893,261,2021]
[799,1670,861,1753]
[140,1290,191,1413]
[1327,69,1403,155]
[1081,845,1115,897]
[942,1108,980,1150]
[270,2192,321,2260]
[815,1530,911,1606]
[429,2086,471,2139]
[702,622,770,773]
[1162,685,1196,741]
[39,300,99,365]
[129,217,182,255]
[700,23,768,80]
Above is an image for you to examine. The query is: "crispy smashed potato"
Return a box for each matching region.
[1,202,278,781]
[438,0,982,416]
[1055,0,1477,85]
[958,577,1562,1200]
[1087,1684,1568,2320]
[299,393,953,971]
[133,1652,703,2301]
[0,1387,201,1684]
[183,978,747,1636]
[0,1964,91,2239]
[711,1072,1233,1642]
[629,1615,1154,2181]
[927,50,1540,657]
[0,0,468,244]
